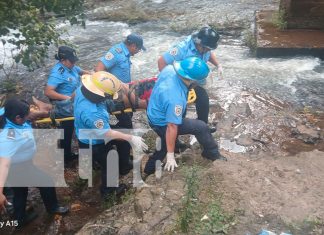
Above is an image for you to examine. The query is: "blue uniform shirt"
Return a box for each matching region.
[47,62,82,96]
[74,87,111,145]
[162,36,211,85]
[0,119,36,164]
[147,65,188,126]
[99,42,132,83]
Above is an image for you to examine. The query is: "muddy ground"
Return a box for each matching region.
[2,91,322,235]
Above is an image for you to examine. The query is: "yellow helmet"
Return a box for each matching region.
[82,71,122,99]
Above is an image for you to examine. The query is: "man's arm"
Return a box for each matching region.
[208,51,220,67]
[44,86,71,101]
[164,123,179,172]
[208,51,223,79]
[80,69,92,75]
[166,123,178,153]
[94,61,107,72]
[158,56,168,72]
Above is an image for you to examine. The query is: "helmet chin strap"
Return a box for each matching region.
[193,37,201,45]
[179,76,197,88]
[81,85,106,104]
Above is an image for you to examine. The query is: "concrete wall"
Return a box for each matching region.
[280,0,324,29]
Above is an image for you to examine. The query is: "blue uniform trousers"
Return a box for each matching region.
[7,161,59,224]
[144,118,219,174]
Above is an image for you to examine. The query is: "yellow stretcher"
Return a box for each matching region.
[34,89,196,125]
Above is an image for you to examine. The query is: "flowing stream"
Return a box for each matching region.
[1,0,323,111]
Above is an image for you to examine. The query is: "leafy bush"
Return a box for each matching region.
[0,0,85,70]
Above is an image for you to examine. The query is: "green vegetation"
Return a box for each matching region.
[178,165,201,233]
[176,165,235,234]
[0,79,18,93]
[243,28,257,54]
[272,9,287,30]
[102,193,118,209]
[195,201,235,234]
[286,217,324,235]
[72,177,88,192]
[120,188,135,203]
[0,0,85,71]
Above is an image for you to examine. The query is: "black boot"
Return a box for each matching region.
[202,149,227,161]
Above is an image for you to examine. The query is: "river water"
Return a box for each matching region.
[1,0,323,111]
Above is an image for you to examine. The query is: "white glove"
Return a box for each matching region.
[130,136,148,152]
[164,152,178,172]
[217,64,224,79]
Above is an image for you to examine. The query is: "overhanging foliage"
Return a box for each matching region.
[0,0,85,70]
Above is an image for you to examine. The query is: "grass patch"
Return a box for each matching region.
[243,28,257,54]
[195,201,235,235]
[0,79,18,93]
[120,188,135,203]
[102,193,118,209]
[272,9,287,30]
[178,165,201,233]
[71,177,88,192]
[286,217,324,235]
[174,165,235,234]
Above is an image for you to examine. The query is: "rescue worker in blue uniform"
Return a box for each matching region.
[0,99,68,228]
[158,27,223,129]
[44,46,90,165]
[74,71,148,198]
[144,57,227,176]
[95,33,146,175]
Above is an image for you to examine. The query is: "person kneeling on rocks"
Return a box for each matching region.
[144,57,227,176]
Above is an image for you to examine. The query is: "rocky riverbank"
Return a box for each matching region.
[1,0,323,234]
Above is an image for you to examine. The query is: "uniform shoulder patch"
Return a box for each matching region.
[170,47,178,56]
[115,47,122,54]
[94,119,104,129]
[58,67,65,74]
[7,128,15,140]
[174,105,183,117]
[105,52,114,61]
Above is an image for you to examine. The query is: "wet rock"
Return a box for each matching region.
[291,124,321,144]
[236,134,255,146]
[218,102,252,136]
[296,125,320,139]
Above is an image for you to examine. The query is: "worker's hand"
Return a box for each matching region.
[164,152,178,172]
[130,136,148,152]
[0,193,8,213]
[217,64,224,79]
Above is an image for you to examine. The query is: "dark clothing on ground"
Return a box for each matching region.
[194,85,209,124]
